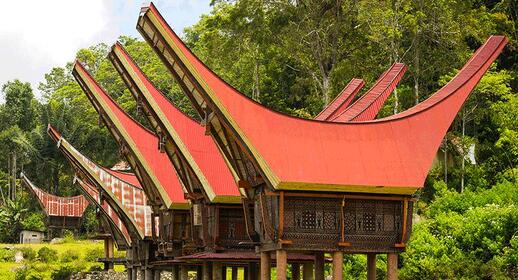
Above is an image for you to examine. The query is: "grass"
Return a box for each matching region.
[0,239,126,280]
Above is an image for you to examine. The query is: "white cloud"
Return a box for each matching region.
[0,0,119,97]
[0,0,211,99]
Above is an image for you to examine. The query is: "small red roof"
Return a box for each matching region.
[139,3,507,194]
[75,178,131,246]
[333,63,407,121]
[315,78,365,121]
[110,43,239,202]
[72,62,187,208]
[48,124,157,239]
[21,173,88,218]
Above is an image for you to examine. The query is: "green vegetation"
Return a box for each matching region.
[0,240,125,280]
[0,0,515,279]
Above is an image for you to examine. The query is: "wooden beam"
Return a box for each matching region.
[302,262,314,280]
[276,250,287,280]
[367,253,376,280]
[314,252,325,280]
[202,262,211,280]
[332,251,343,280]
[292,263,300,280]
[212,262,223,280]
[260,252,271,280]
[387,253,398,280]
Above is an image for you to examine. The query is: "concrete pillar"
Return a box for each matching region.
[314,252,325,280]
[367,254,376,280]
[276,250,287,280]
[127,268,133,280]
[231,267,238,280]
[387,253,398,280]
[212,262,223,280]
[180,266,189,280]
[332,251,343,280]
[202,262,211,280]
[302,262,314,280]
[260,252,271,280]
[292,263,300,280]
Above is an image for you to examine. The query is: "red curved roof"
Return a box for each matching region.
[72,62,187,208]
[139,3,507,194]
[110,43,239,202]
[21,173,88,218]
[315,78,365,121]
[333,63,407,122]
[48,125,155,238]
[75,178,131,246]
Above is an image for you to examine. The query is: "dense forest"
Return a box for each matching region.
[0,0,516,279]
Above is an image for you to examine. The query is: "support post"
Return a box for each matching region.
[131,267,138,280]
[231,267,238,280]
[202,262,211,280]
[171,265,179,280]
[196,265,203,280]
[292,263,300,280]
[302,262,314,280]
[387,253,398,280]
[332,251,343,280]
[260,252,271,280]
[145,268,153,280]
[153,269,161,280]
[314,252,325,280]
[212,262,223,280]
[127,268,132,280]
[104,238,114,270]
[180,266,189,280]
[367,253,376,280]
[247,262,258,280]
[276,250,287,280]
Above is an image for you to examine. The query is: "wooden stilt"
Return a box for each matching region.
[231,267,238,280]
[276,250,287,280]
[292,263,300,280]
[367,253,376,280]
[153,269,161,280]
[172,265,179,280]
[145,268,153,280]
[196,265,203,280]
[260,252,271,280]
[302,262,314,280]
[202,262,211,280]
[387,253,398,280]
[180,266,189,280]
[126,268,132,280]
[247,262,258,280]
[314,252,325,280]
[332,251,343,280]
[212,262,223,280]
[131,267,137,280]
[104,238,114,271]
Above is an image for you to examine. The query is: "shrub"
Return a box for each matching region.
[51,265,80,280]
[37,247,58,263]
[18,247,36,261]
[62,230,75,243]
[0,248,15,262]
[14,266,44,280]
[60,249,80,263]
[84,247,104,262]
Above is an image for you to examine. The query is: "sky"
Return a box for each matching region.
[0,0,212,98]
